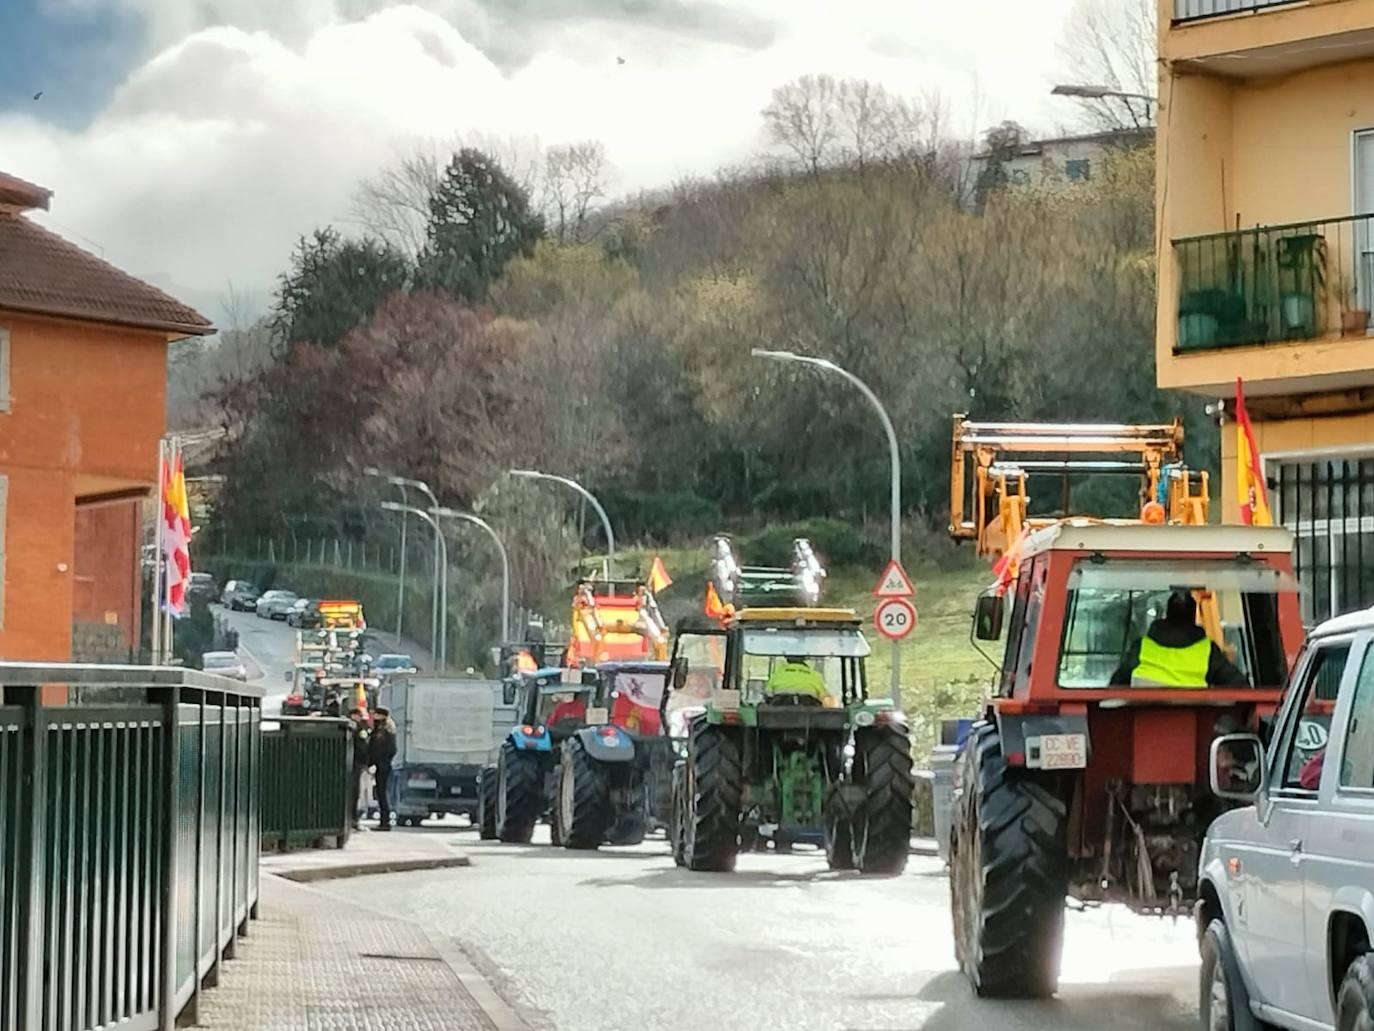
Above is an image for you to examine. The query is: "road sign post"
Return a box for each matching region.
[871,560,915,700]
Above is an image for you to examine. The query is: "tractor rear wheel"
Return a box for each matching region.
[496,741,542,844]
[684,717,741,872]
[824,792,855,871]
[477,766,498,840]
[950,721,1068,999]
[670,763,688,866]
[853,723,915,876]
[557,737,613,850]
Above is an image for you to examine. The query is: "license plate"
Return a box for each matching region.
[1037,734,1087,770]
[409,778,437,790]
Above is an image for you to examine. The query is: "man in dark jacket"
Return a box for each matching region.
[368,707,398,831]
[1110,590,1247,688]
[347,708,370,831]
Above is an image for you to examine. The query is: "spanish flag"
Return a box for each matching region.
[704,582,729,621]
[648,555,673,593]
[1235,378,1273,526]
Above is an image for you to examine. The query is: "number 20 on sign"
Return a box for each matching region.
[874,597,917,641]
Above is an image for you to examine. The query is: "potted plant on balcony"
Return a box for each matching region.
[1275,232,1326,339]
[1338,274,1370,335]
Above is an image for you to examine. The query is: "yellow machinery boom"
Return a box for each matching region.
[949,414,1210,559]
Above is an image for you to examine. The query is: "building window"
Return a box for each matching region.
[1065,159,1091,182]
[0,326,9,412]
[1274,456,1374,626]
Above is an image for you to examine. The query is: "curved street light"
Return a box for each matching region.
[507,469,616,577]
[380,501,447,671]
[366,468,444,665]
[436,508,511,644]
[751,348,904,709]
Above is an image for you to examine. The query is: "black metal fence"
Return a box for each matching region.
[1274,457,1374,627]
[1173,0,1301,21]
[0,665,262,1031]
[1173,213,1374,352]
[260,716,353,851]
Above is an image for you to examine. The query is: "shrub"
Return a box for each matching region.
[741,518,884,569]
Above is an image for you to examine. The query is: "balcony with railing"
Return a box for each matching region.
[1172,213,1374,354]
[1173,0,1302,22]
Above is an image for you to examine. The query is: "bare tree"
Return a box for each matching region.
[542,141,611,243]
[352,134,547,257]
[1057,0,1158,130]
[762,74,842,176]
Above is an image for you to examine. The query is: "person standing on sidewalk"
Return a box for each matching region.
[347,708,370,832]
[368,707,398,831]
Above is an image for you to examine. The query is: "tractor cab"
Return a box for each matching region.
[578,660,671,737]
[503,667,594,751]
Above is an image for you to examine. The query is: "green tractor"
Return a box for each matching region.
[669,606,914,874]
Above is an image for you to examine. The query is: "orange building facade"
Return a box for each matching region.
[1157,0,1374,624]
[0,171,211,662]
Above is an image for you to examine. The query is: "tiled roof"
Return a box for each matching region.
[0,171,51,210]
[0,211,213,336]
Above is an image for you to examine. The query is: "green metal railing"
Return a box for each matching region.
[1173,212,1374,353]
[0,664,262,1031]
[260,716,353,851]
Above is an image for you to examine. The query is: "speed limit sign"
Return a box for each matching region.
[874,597,917,641]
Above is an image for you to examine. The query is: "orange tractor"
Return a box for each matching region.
[944,418,1307,998]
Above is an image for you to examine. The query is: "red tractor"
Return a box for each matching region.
[948,520,1306,998]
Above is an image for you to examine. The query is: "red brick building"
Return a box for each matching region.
[0,171,212,662]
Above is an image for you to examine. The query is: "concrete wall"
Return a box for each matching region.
[0,310,168,661]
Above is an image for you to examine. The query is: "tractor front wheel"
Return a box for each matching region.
[557,737,613,850]
[950,721,1068,999]
[670,763,688,866]
[824,787,855,871]
[853,723,915,876]
[496,741,542,844]
[477,765,498,840]
[684,718,741,872]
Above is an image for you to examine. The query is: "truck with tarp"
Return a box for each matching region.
[377,674,515,827]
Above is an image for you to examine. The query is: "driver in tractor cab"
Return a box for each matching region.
[548,691,586,725]
[1110,590,1247,689]
[764,656,833,705]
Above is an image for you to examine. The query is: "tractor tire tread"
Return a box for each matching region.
[561,737,614,850]
[497,740,541,844]
[686,717,741,872]
[854,723,915,875]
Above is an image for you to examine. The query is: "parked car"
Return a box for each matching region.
[1198,606,1374,1031]
[187,572,217,605]
[373,654,418,678]
[201,651,248,681]
[286,598,321,629]
[255,590,299,620]
[222,580,261,611]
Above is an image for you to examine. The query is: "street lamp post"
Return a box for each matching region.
[381,502,447,671]
[507,470,616,578]
[1051,83,1157,126]
[366,469,444,666]
[436,508,511,644]
[752,348,904,709]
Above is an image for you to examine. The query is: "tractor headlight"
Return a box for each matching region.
[853,710,876,728]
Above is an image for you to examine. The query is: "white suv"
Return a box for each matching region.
[1199,607,1374,1031]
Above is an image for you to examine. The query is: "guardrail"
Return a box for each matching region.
[1173,212,1374,352]
[0,664,262,1031]
[260,716,354,851]
[1173,0,1302,22]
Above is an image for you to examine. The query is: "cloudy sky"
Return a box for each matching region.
[2,0,1084,323]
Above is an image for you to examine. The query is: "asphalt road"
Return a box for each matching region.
[344,827,1202,1031]
[220,606,296,712]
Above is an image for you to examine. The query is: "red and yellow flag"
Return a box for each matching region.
[1235,378,1273,526]
[647,555,673,593]
[161,448,193,615]
[704,582,729,621]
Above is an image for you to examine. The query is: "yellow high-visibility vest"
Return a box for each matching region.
[1132,636,1211,688]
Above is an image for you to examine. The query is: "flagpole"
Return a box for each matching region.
[151,437,166,665]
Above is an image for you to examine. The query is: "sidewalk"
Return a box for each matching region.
[196,874,523,1030]
[261,823,472,882]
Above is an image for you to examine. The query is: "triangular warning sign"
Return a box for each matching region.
[872,559,915,598]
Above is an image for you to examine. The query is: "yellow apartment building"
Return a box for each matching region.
[1157,0,1374,623]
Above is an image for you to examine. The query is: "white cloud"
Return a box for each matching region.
[8,1,1080,318]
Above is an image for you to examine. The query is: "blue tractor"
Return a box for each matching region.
[553,660,685,850]
[479,667,592,844]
